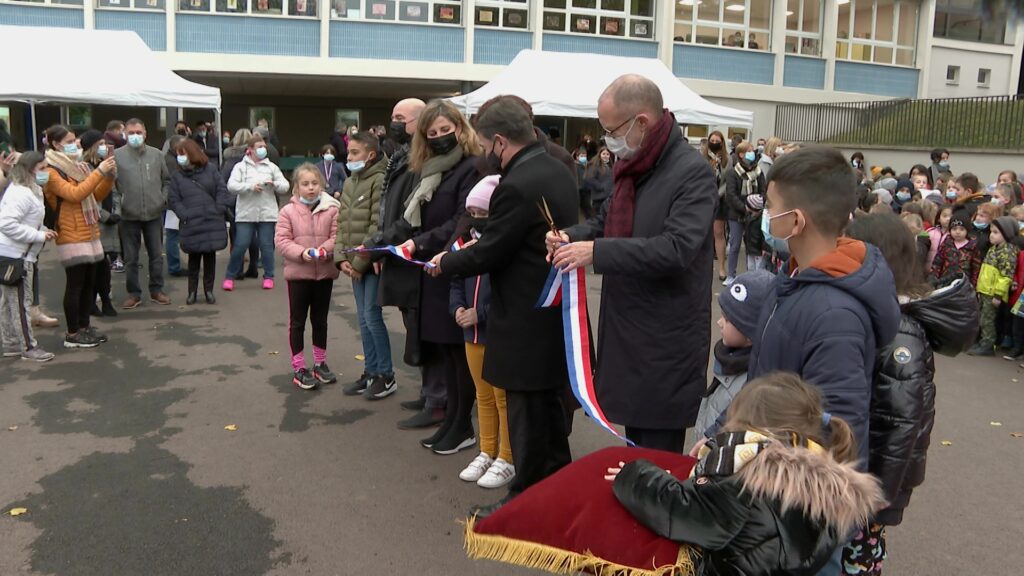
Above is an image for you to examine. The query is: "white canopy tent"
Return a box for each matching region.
[0,25,221,150]
[450,50,753,128]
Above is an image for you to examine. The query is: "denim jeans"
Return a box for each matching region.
[165,228,181,274]
[121,218,165,297]
[726,219,745,279]
[353,272,393,375]
[226,222,276,280]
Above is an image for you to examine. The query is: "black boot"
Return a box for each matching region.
[397,406,444,430]
[186,292,197,305]
[102,299,118,317]
[91,303,103,317]
[205,291,216,304]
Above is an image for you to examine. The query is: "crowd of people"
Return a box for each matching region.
[0,72,1012,575]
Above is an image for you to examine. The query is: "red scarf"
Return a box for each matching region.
[604,109,675,238]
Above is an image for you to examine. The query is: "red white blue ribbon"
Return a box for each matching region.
[451,230,481,252]
[345,246,436,269]
[537,266,632,445]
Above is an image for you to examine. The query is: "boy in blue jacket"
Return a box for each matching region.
[749,146,900,464]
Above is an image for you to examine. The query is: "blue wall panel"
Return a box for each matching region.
[474,29,530,65]
[330,21,463,62]
[0,4,83,28]
[177,14,318,56]
[783,55,825,89]
[834,61,919,98]
[95,10,166,51]
[673,44,774,84]
[541,34,656,59]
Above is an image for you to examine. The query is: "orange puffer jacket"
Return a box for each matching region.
[44,168,114,245]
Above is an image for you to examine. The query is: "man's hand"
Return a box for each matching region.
[426,252,445,277]
[350,268,363,281]
[552,241,594,272]
[399,239,416,256]
[545,230,570,262]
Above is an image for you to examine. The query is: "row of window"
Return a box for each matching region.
[946,65,992,88]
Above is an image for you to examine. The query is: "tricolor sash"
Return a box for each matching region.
[345,246,436,269]
[451,230,480,252]
[536,266,632,445]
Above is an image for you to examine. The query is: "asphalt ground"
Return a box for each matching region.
[1,251,1022,576]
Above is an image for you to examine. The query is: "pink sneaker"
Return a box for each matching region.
[222,279,234,291]
[262,278,274,290]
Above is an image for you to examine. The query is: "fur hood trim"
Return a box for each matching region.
[735,442,886,535]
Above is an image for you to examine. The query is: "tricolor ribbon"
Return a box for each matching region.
[451,230,481,252]
[344,246,436,269]
[536,265,632,445]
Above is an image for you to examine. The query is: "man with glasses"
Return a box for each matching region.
[547,74,718,452]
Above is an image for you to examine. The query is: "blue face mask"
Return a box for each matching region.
[196,131,207,139]
[127,134,144,148]
[578,156,588,165]
[323,154,335,163]
[346,160,365,173]
[97,145,109,159]
[896,191,912,202]
[298,195,319,205]
[63,143,80,157]
[974,221,990,230]
[223,137,231,145]
[946,190,957,200]
[35,171,50,186]
[939,160,949,169]
[177,154,189,167]
[992,198,1005,207]
[744,151,757,163]
[761,208,795,254]
[255,147,268,160]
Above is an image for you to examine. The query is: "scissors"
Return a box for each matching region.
[538,197,560,238]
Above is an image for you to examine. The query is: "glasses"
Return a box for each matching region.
[602,114,637,137]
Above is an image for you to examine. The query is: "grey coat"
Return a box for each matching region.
[565,128,718,429]
[114,145,170,222]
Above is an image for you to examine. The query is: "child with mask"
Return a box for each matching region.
[932,218,980,287]
[970,216,1019,356]
[333,132,395,400]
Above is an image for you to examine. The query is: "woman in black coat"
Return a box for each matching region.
[399,100,482,454]
[169,139,232,305]
[844,214,978,574]
[723,140,766,284]
[581,147,615,215]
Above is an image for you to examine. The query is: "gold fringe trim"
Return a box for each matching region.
[463,517,697,576]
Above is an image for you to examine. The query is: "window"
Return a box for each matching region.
[97,0,165,9]
[475,0,529,29]
[785,0,822,56]
[934,0,1012,45]
[177,0,315,16]
[543,0,654,39]
[978,68,991,87]
[946,65,960,84]
[331,0,461,24]
[836,0,918,67]
[335,110,361,131]
[674,0,771,51]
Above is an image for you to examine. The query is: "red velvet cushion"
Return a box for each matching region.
[465,446,698,576]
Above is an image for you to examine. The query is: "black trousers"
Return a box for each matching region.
[187,252,217,295]
[625,426,687,453]
[435,342,474,436]
[287,279,333,355]
[506,388,572,496]
[64,262,96,333]
[93,255,112,305]
[418,340,452,409]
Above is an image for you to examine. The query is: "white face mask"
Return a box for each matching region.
[604,117,639,160]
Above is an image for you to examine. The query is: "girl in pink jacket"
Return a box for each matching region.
[275,163,341,390]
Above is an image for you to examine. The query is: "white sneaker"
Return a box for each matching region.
[477,458,516,489]
[459,452,494,482]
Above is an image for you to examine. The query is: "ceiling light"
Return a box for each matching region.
[725,4,745,11]
[678,0,701,5]
[786,10,793,15]
[837,0,850,4]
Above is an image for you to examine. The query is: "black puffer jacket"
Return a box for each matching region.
[168,163,232,254]
[614,439,884,576]
[870,275,978,526]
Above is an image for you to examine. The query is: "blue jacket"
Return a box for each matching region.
[749,239,900,464]
[450,273,491,345]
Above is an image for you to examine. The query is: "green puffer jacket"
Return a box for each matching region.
[334,159,386,274]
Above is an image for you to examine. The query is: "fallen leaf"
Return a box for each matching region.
[941,440,953,446]
[224,424,238,432]
[9,508,27,517]
[991,421,1003,426]
[178,306,186,310]
[1014,379,1020,383]
[1012,433,1023,438]
[355,354,365,361]
[267,351,280,356]
[7,426,16,431]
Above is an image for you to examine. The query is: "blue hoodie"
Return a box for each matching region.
[749,239,901,464]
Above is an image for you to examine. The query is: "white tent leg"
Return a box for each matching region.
[215,108,223,166]
[29,102,38,151]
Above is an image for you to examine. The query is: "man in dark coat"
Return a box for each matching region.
[191,120,220,164]
[430,97,578,515]
[551,75,718,453]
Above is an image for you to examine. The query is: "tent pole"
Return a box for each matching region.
[30,102,38,152]
[215,108,223,166]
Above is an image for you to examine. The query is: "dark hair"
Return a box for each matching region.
[125,118,146,129]
[320,144,337,156]
[194,120,208,129]
[473,97,537,144]
[851,151,864,162]
[767,146,857,236]
[175,138,209,168]
[930,148,948,162]
[105,120,124,132]
[881,166,896,177]
[45,124,72,150]
[909,164,933,187]
[955,172,980,194]
[846,212,929,298]
[349,132,381,164]
[999,169,1019,183]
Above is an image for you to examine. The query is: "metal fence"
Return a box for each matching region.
[775,94,1024,150]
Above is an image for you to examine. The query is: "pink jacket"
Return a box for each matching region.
[275,194,342,282]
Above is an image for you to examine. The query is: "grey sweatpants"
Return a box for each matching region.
[0,264,36,352]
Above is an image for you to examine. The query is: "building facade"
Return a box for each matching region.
[1,0,1021,150]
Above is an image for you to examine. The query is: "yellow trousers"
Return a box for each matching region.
[465,342,512,463]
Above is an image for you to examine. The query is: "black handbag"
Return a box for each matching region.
[0,248,30,286]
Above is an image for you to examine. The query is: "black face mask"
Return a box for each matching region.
[389,121,410,145]
[427,132,459,156]
[470,217,488,234]
[708,142,722,152]
[486,140,505,175]
[176,128,188,136]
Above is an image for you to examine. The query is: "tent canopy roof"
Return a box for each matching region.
[450,50,752,128]
[0,26,221,110]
